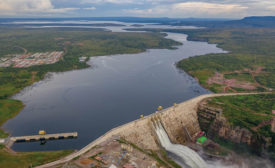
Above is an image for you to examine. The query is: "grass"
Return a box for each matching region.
[208,94,274,128]
[0,99,24,138]
[0,149,73,168]
[224,73,254,83]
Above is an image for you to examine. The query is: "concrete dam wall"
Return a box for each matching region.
[38,93,260,168]
[118,97,202,150]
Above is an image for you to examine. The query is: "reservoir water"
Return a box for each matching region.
[3,22,225,151]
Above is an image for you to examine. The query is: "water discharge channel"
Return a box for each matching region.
[154,120,207,168]
[3,22,226,152]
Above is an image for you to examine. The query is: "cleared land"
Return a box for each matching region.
[0,51,63,68]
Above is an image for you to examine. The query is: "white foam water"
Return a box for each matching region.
[154,121,274,168]
[154,121,208,168]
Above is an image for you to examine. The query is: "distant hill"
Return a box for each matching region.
[0,16,274,28]
[171,16,275,28]
[238,16,275,27]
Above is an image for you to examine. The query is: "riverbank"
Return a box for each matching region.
[0,99,24,138]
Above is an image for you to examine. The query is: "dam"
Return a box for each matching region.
[36,93,256,168]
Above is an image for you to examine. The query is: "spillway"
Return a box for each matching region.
[154,120,207,168]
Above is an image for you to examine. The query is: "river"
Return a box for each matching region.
[3,22,225,152]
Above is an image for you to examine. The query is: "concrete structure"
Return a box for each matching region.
[37,92,270,168]
[9,132,77,144]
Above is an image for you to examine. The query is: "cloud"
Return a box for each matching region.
[0,0,274,18]
[83,7,96,10]
[81,0,137,4]
[125,2,250,18]
[0,0,79,16]
[173,2,248,13]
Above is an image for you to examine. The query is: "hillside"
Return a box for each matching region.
[199,94,275,158]
[170,16,275,28]
[177,28,275,93]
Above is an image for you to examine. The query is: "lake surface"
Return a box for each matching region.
[3,23,225,152]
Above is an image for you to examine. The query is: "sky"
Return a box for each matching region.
[0,0,274,18]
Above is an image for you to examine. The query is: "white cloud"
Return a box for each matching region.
[0,0,79,16]
[83,7,96,10]
[0,0,274,18]
[81,0,137,4]
[173,2,247,14]
[125,2,250,18]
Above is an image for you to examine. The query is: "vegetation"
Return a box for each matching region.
[127,27,275,92]
[170,16,275,28]
[0,149,73,168]
[0,99,24,138]
[176,28,275,92]
[0,28,180,99]
[0,28,180,167]
[207,94,275,153]
[208,94,274,129]
[0,27,179,132]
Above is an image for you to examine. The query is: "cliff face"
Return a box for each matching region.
[197,104,267,148]
[207,116,254,145]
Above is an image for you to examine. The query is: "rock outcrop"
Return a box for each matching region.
[197,103,271,150]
